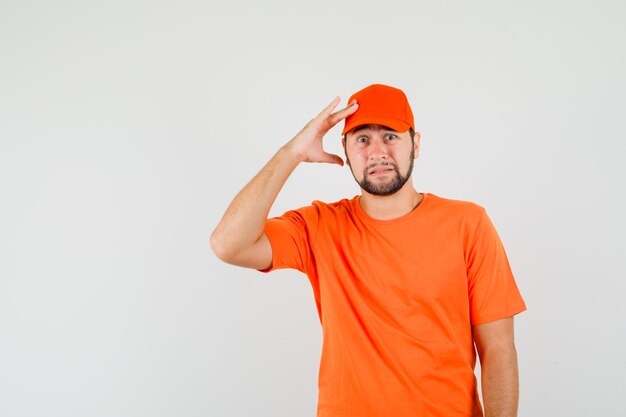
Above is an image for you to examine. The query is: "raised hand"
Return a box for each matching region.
[286,97,359,166]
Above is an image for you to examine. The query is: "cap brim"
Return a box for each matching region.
[341,116,411,136]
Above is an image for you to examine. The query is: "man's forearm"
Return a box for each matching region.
[210,143,301,259]
[210,95,356,259]
[480,346,519,417]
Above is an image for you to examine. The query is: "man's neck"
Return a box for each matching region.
[359,185,423,221]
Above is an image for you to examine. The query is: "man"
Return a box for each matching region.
[210,83,527,417]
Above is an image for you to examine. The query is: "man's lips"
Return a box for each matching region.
[369,166,394,175]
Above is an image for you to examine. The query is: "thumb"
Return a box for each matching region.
[323,152,344,166]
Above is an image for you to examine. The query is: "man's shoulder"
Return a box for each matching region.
[276,196,354,219]
[305,196,355,219]
[310,196,354,210]
[427,192,486,219]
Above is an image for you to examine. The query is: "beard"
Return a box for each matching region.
[346,146,415,196]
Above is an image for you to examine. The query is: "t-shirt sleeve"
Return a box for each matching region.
[256,203,319,275]
[465,207,527,325]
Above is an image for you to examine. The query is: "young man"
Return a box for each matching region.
[210,83,527,417]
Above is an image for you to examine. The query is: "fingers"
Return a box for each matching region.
[318,96,341,118]
[313,96,359,133]
[322,152,344,166]
[318,97,358,119]
[327,99,358,126]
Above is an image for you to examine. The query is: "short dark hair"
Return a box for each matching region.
[342,127,415,143]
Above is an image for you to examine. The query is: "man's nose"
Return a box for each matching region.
[368,137,388,159]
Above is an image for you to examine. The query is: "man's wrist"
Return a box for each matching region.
[280,141,305,164]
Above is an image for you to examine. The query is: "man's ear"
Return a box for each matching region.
[414,131,420,159]
[342,137,350,166]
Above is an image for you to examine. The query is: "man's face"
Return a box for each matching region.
[342,124,420,196]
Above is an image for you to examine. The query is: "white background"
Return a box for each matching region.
[1,1,625,416]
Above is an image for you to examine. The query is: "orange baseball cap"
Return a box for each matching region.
[341,83,415,136]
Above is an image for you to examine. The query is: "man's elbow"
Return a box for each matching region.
[210,232,232,262]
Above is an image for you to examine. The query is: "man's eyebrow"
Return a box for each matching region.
[350,124,397,135]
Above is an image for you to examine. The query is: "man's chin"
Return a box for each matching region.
[369,190,400,197]
[362,185,402,196]
[360,175,412,196]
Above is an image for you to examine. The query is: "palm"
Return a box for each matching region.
[303,136,333,163]
[290,97,358,166]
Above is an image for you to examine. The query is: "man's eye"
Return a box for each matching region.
[356,134,395,143]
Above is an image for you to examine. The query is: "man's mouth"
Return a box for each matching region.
[369,166,394,175]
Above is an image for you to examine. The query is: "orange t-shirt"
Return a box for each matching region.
[257,192,527,417]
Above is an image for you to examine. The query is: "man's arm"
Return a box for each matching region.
[472,316,519,417]
[210,144,301,268]
[210,96,358,268]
